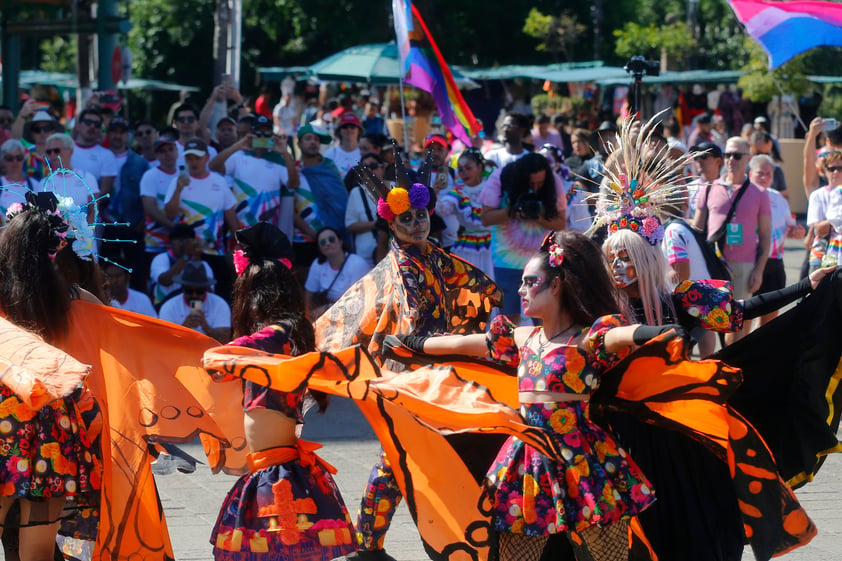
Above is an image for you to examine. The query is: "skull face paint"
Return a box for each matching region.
[390,207,430,248]
[609,247,638,288]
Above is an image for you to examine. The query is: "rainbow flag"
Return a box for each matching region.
[728,0,842,68]
[392,0,481,144]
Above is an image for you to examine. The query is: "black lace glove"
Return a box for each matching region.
[632,324,690,345]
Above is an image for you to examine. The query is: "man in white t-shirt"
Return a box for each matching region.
[324,112,362,179]
[158,262,231,343]
[164,137,239,301]
[141,134,179,256]
[485,112,530,168]
[40,133,96,223]
[149,223,215,306]
[102,259,157,318]
[345,153,383,267]
[209,115,299,240]
[71,107,117,196]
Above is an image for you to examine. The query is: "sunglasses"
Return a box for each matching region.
[694,154,710,161]
[362,162,382,171]
[81,118,102,128]
[3,154,23,162]
[31,125,53,134]
[136,129,156,136]
[0,118,12,126]
[253,130,273,138]
[176,115,197,123]
[183,287,206,296]
[45,147,63,156]
[827,165,842,173]
[319,235,338,246]
[724,152,744,160]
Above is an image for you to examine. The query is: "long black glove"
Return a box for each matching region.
[742,276,812,320]
[397,334,431,353]
[632,324,690,345]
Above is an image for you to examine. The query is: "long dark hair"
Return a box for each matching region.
[0,209,71,343]
[231,260,328,412]
[538,230,627,327]
[503,152,559,220]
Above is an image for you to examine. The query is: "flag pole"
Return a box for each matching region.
[399,76,410,152]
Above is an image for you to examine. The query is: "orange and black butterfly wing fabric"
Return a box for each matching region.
[719,269,842,488]
[594,332,816,560]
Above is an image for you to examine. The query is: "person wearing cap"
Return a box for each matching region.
[104,116,150,291]
[752,115,782,156]
[72,108,118,198]
[11,99,58,180]
[324,111,363,179]
[158,261,231,343]
[424,133,459,249]
[164,137,239,301]
[102,256,157,318]
[209,115,300,240]
[685,141,724,219]
[172,103,218,168]
[687,112,714,148]
[485,112,530,168]
[149,223,215,305]
[213,116,239,152]
[134,120,160,165]
[294,124,348,274]
[141,134,180,257]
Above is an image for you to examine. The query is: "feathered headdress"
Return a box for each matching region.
[588,112,695,245]
[352,140,434,221]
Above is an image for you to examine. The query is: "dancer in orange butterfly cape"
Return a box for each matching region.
[207,221,357,561]
[0,191,103,561]
[314,146,501,561]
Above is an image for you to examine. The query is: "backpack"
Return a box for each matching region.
[666,217,731,282]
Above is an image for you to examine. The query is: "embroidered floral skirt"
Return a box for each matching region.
[211,451,357,561]
[0,384,102,527]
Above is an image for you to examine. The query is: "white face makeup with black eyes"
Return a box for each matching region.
[389,207,430,249]
[518,256,555,318]
[608,247,638,288]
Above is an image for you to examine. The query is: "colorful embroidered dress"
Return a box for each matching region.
[210,325,356,561]
[483,315,655,535]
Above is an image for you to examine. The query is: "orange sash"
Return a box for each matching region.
[247,440,337,475]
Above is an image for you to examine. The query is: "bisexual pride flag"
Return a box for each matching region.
[728,0,842,68]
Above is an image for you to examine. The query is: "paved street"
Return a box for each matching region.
[158,237,842,560]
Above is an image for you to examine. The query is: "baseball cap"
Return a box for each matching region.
[183,137,208,157]
[598,120,618,133]
[100,89,122,112]
[667,139,688,154]
[337,112,362,129]
[217,116,237,127]
[108,116,129,131]
[252,115,273,131]
[297,123,331,144]
[754,116,768,125]
[696,113,712,125]
[690,141,722,159]
[154,134,177,151]
[170,223,196,240]
[424,133,450,150]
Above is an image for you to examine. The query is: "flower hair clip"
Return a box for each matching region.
[548,240,565,268]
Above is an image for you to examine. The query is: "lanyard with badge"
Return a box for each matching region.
[723,177,750,246]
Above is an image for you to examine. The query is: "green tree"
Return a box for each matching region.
[522,8,586,62]
[39,36,76,74]
[614,21,696,66]
[737,37,812,102]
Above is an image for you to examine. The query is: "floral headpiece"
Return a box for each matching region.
[4,167,134,268]
[540,230,566,275]
[588,111,694,246]
[354,140,434,221]
[233,222,294,276]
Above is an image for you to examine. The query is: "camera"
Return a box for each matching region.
[624,56,660,77]
[514,193,545,221]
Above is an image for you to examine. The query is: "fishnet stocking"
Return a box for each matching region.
[498,532,550,561]
[579,520,629,561]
